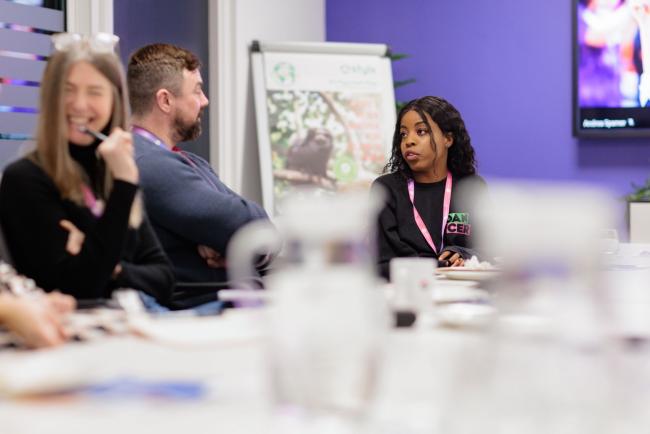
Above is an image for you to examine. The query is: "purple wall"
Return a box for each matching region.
[114,0,210,159]
[326,0,650,203]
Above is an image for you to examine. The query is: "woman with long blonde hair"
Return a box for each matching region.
[0,33,173,304]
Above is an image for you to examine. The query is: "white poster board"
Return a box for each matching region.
[251,41,396,215]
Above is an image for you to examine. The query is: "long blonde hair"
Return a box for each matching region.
[32,44,142,227]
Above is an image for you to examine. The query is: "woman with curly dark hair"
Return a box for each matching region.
[371,96,486,279]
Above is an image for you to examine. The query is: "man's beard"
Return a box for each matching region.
[173,113,203,143]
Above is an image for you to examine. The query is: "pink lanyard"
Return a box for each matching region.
[132,126,167,149]
[407,173,453,254]
[82,184,104,217]
[133,125,219,190]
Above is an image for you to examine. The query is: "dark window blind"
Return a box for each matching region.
[0,0,63,168]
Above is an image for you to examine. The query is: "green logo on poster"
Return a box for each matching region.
[272,62,296,85]
[334,155,358,182]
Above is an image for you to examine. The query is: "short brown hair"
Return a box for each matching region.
[127,43,201,116]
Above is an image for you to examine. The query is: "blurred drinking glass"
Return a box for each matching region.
[390,258,435,304]
[228,189,388,433]
[598,229,619,255]
[438,181,619,434]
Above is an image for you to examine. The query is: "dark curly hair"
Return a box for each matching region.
[384,96,477,178]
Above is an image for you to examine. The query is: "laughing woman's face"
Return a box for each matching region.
[64,61,114,145]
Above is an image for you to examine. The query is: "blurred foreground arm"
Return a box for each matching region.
[0,294,69,348]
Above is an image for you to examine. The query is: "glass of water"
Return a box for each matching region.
[599,229,620,255]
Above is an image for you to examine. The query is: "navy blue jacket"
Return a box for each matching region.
[133,133,269,298]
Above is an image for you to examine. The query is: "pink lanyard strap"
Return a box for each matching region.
[133,126,220,191]
[81,184,103,217]
[407,173,453,254]
[132,126,168,149]
[172,147,220,191]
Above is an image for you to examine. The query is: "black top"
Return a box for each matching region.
[0,143,174,304]
[371,171,486,279]
[412,179,446,252]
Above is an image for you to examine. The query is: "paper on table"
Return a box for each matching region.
[0,343,103,396]
[128,311,265,346]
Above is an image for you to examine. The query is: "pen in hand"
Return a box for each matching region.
[77,126,138,183]
[77,125,108,141]
[77,126,107,162]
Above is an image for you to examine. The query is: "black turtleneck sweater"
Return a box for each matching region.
[0,143,174,304]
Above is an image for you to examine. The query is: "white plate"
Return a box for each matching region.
[436,268,500,281]
[434,279,479,288]
[433,287,489,304]
[436,303,496,328]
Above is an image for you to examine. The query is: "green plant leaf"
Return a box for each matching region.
[394,78,417,89]
[389,53,410,61]
[391,51,416,112]
[625,176,650,202]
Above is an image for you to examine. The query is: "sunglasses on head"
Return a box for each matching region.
[51,32,119,54]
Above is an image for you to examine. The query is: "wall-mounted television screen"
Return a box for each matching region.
[573,0,650,137]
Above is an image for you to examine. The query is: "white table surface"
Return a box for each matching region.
[0,309,480,434]
[3,245,650,434]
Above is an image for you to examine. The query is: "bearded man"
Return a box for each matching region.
[128,43,269,309]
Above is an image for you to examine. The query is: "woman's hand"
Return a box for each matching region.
[60,219,85,255]
[438,250,465,267]
[0,294,68,348]
[60,219,123,281]
[45,291,76,315]
[97,127,139,184]
[197,245,227,269]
